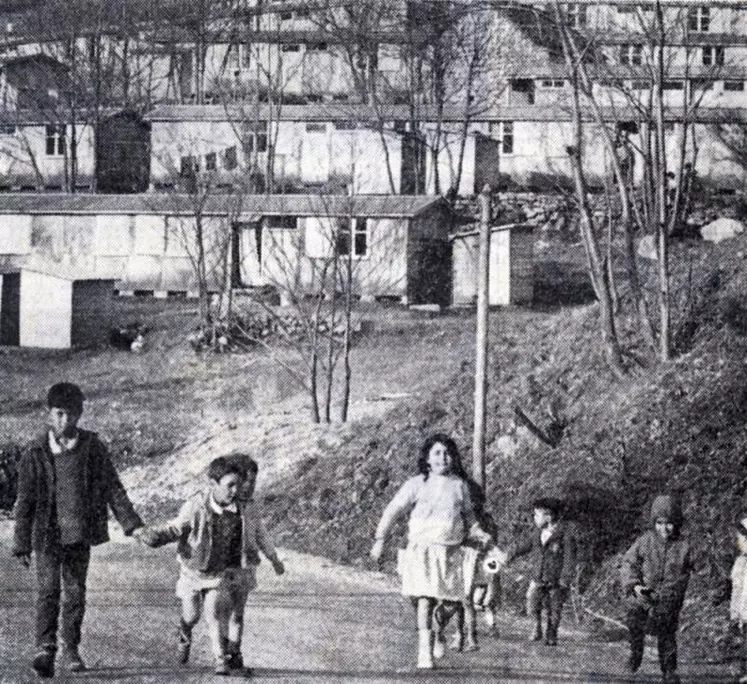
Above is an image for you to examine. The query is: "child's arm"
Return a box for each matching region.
[620,537,646,598]
[253,509,285,575]
[144,499,195,548]
[370,477,419,561]
[560,527,578,589]
[505,533,535,564]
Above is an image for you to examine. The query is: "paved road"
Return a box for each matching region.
[0,523,733,683]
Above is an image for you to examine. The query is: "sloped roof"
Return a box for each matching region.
[0,257,114,281]
[0,193,446,218]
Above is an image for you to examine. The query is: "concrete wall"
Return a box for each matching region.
[20,270,71,348]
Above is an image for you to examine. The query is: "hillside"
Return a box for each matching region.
[261,235,747,659]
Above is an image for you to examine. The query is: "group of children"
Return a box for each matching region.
[371,432,747,684]
[12,382,284,678]
[11,384,747,682]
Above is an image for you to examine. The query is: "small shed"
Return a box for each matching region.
[0,262,115,349]
[451,222,534,306]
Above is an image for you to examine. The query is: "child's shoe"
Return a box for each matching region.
[214,656,230,676]
[464,633,479,652]
[32,649,55,679]
[177,630,191,664]
[63,646,86,672]
[530,621,543,642]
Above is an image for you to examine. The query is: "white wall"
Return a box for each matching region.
[20,271,72,348]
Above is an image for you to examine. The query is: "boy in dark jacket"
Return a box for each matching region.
[620,494,693,684]
[12,383,145,678]
[505,497,576,646]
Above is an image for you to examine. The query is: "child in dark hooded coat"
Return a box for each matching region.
[620,494,694,684]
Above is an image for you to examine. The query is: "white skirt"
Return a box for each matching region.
[397,542,464,601]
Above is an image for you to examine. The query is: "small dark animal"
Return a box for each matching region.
[109,323,148,351]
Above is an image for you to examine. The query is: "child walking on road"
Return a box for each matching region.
[620,494,693,684]
[504,497,576,646]
[369,434,491,669]
[13,382,146,678]
[143,455,284,676]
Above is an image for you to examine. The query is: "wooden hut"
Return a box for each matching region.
[451,223,534,307]
[0,262,115,348]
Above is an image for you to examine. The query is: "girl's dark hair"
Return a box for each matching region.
[417,433,467,479]
[207,456,244,483]
[225,452,258,479]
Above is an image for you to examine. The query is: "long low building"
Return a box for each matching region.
[0,193,454,306]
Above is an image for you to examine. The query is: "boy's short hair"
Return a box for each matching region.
[207,456,244,483]
[47,382,85,413]
[225,452,258,479]
[532,496,563,520]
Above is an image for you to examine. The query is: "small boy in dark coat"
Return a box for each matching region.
[620,494,693,684]
[12,383,145,678]
[505,497,577,646]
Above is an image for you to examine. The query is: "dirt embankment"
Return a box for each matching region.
[260,236,747,659]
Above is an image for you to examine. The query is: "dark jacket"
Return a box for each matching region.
[13,430,143,555]
[149,492,277,573]
[620,494,693,616]
[508,521,577,588]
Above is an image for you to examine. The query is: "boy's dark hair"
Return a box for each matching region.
[418,433,466,480]
[533,496,564,521]
[207,456,244,483]
[47,382,85,413]
[225,452,258,479]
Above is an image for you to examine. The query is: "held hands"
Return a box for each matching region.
[271,557,285,576]
[132,526,159,548]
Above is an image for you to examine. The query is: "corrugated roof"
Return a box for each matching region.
[0,193,446,218]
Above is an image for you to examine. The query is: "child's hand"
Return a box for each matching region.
[370,538,385,562]
[133,526,159,548]
[271,557,285,576]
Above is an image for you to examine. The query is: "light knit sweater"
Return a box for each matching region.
[375,474,483,546]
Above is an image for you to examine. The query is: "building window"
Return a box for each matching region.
[281,44,300,52]
[662,80,684,90]
[540,79,565,88]
[688,6,710,32]
[702,46,724,66]
[565,4,586,28]
[205,152,217,171]
[501,121,514,154]
[692,78,714,91]
[620,44,643,66]
[243,121,268,154]
[336,218,368,258]
[266,215,297,229]
[334,120,356,130]
[307,42,327,52]
[629,79,650,90]
[45,124,66,156]
[223,146,237,170]
[279,10,293,20]
[305,122,326,133]
[296,7,310,18]
[725,80,745,92]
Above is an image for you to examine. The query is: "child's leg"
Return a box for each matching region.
[526,581,543,641]
[204,588,231,671]
[177,591,201,664]
[624,605,647,673]
[484,575,501,635]
[657,627,678,678]
[226,583,252,670]
[545,586,566,646]
[415,597,437,669]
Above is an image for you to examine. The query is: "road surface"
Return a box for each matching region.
[0,523,733,683]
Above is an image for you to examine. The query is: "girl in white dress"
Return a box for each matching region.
[370,434,490,669]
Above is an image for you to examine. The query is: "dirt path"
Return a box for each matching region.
[0,523,732,684]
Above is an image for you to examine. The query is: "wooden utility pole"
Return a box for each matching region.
[472,185,492,490]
